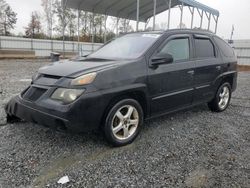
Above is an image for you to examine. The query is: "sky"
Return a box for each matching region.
[5,0,250,39]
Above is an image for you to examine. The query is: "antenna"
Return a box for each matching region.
[230,25,234,41]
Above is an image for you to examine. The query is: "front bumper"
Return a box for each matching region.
[5,91,107,132]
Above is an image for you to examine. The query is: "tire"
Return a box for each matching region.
[208,82,232,112]
[104,99,144,147]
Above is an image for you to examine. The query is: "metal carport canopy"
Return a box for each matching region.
[63,0,219,22]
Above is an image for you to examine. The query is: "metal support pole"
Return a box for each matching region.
[62,1,66,58]
[167,0,172,29]
[104,15,107,43]
[126,20,130,32]
[92,14,95,52]
[208,13,211,31]
[200,10,203,28]
[153,0,157,30]
[77,9,80,55]
[51,39,53,52]
[179,3,184,28]
[31,38,33,50]
[215,16,218,34]
[136,0,140,31]
[188,7,194,29]
[116,17,119,36]
[144,19,150,31]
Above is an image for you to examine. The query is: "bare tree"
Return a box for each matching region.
[41,0,55,38]
[0,0,17,35]
[67,10,77,39]
[53,0,76,38]
[110,17,133,35]
[119,19,133,33]
[25,11,42,38]
[79,11,89,37]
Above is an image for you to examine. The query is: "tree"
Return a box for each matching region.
[53,0,75,38]
[0,0,17,36]
[25,11,42,38]
[110,17,133,35]
[67,10,77,39]
[41,0,55,38]
[79,11,89,37]
[0,0,7,22]
[119,19,133,33]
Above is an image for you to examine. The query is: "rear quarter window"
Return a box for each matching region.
[213,37,235,57]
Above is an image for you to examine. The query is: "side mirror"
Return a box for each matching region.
[150,53,173,67]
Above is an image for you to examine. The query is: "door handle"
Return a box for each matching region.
[216,66,221,70]
[187,70,194,75]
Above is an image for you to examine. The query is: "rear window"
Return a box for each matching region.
[195,38,215,58]
[213,37,235,57]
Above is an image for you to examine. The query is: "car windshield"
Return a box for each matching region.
[88,33,161,60]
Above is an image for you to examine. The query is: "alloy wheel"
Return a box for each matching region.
[218,86,230,110]
[111,105,139,140]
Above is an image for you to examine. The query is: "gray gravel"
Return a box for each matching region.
[0,60,249,188]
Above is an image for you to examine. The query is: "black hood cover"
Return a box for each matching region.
[38,59,120,78]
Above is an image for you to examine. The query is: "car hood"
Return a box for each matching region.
[38,59,122,78]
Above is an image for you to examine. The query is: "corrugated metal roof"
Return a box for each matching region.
[180,0,219,16]
[63,0,219,22]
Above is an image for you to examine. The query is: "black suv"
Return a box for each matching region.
[5,29,237,146]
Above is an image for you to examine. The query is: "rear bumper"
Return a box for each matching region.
[5,92,107,132]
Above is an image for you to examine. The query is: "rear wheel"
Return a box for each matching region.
[104,99,143,146]
[208,82,232,112]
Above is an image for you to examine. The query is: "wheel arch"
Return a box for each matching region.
[213,71,237,91]
[100,86,149,129]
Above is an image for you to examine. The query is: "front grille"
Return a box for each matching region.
[22,87,47,102]
[42,74,61,80]
[34,74,61,86]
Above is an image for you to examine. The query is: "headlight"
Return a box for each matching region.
[51,88,85,104]
[71,72,97,86]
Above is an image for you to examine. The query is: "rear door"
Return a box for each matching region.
[148,34,195,115]
[193,34,222,103]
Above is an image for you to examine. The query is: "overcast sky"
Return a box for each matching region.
[5,0,250,39]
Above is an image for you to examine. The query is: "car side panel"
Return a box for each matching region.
[193,57,223,103]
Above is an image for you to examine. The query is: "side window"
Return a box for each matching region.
[213,37,235,57]
[158,38,190,62]
[194,38,215,58]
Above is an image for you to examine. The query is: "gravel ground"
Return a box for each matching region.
[0,60,249,188]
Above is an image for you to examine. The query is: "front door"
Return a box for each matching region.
[148,34,195,116]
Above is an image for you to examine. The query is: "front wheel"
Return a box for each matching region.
[208,82,232,112]
[104,99,143,147]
